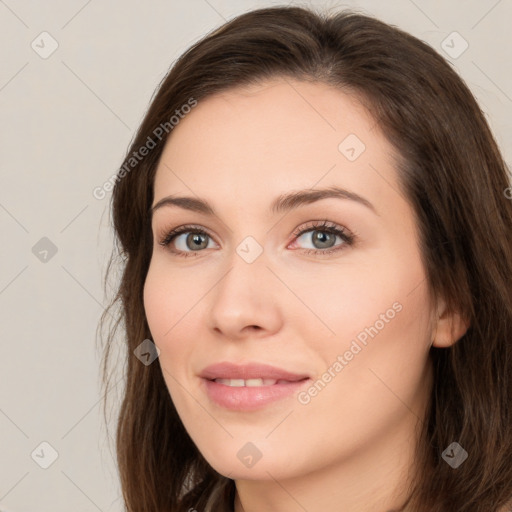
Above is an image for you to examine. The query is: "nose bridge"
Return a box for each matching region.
[215,242,272,308]
[207,240,283,336]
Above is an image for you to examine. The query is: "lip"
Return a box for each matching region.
[199,362,310,381]
[199,362,311,411]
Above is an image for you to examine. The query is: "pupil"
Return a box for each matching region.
[314,231,334,248]
[188,233,207,250]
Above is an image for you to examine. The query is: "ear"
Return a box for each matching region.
[431,297,470,348]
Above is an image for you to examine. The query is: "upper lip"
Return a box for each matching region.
[199,362,310,382]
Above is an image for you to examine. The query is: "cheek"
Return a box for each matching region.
[143,263,199,413]
[292,245,432,402]
[143,269,167,344]
[282,254,426,349]
[306,258,432,419]
[143,259,200,340]
[143,262,193,374]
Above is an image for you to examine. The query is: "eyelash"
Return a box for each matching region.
[157,219,355,258]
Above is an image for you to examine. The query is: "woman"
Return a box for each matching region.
[100,6,512,511]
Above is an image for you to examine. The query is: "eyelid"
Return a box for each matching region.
[290,219,352,240]
[157,223,218,248]
[288,220,355,254]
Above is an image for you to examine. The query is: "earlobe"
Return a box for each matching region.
[431,298,470,348]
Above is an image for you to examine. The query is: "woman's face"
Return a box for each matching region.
[144,78,435,482]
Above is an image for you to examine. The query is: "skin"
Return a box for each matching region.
[143,78,468,512]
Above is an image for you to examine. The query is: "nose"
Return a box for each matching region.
[207,248,284,341]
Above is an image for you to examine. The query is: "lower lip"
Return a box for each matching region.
[202,378,311,411]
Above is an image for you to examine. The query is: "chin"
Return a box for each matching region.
[199,442,294,481]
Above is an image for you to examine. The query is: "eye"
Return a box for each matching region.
[289,220,354,255]
[158,219,355,258]
[158,224,217,258]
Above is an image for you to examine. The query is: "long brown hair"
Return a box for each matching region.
[99,6,512,511]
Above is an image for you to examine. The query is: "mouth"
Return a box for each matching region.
[199,362,311,411]
[199,361,310,382]
[211,378,301,387]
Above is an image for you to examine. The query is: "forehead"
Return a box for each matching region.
[153,78,400,213]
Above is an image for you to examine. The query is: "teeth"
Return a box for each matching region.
[214,378,278,387]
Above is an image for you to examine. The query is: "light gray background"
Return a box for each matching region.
[1,1,510,510]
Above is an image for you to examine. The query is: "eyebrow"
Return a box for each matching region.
[150,186,378,217]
